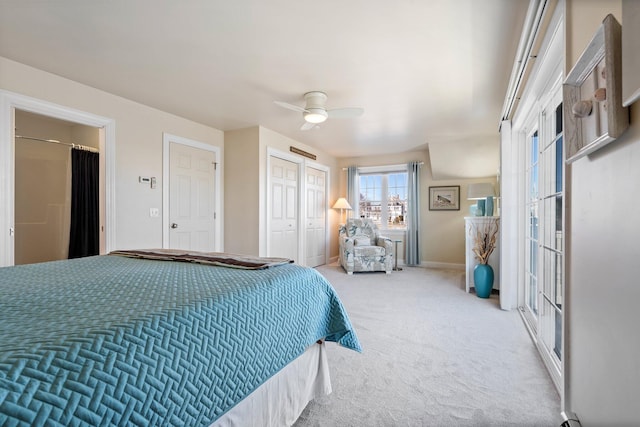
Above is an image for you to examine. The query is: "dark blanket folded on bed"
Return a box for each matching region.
[0,255,360,426]
[109,249,293,269]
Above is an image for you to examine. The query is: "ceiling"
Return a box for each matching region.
[0,0,528,179]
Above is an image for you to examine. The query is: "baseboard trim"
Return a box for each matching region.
[417,261,465,271]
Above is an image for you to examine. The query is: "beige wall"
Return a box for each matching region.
[1,56,224,251]
[224,127,260,255]
[338,150,497,267]
[564,1,639,425]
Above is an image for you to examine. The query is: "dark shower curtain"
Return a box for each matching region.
[68,148,99,259]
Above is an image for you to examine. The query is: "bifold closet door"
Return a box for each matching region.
[269,156,299,262]
[305,166,326,267]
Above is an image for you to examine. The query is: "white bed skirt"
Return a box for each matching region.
[210,342,331,427]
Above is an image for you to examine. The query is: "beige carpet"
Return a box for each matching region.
[294,264,560,427]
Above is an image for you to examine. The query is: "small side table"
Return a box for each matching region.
[393,240,403,271]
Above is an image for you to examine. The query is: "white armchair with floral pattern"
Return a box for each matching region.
[339,218,393,274]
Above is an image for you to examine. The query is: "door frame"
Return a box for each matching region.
[0,90,116,267]
[162,133,222,251]
[265,147,330,266]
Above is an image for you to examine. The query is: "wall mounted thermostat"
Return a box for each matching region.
[139,176,157,189]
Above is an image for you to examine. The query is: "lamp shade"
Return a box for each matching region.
[332,197,352,210]
[467,183,495,200]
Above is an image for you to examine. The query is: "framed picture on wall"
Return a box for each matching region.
[563,14,629,163]
[429,186,460,211]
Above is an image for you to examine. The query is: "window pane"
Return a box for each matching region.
[542,134,563,197]
[530,164,538,199]
[529,204,538,240]
[555,136,563,193]
[540,297,561,362]
[359,174,382,226]
[543,249,563,306]
[542,196,563,251]
[387,172,407,228]
[529,238,538,275]
[527,274,538,315]
[359,172,407,228]
[555,103,563,135]
[529,131,539,200]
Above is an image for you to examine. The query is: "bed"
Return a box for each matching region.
[0,250,361,426]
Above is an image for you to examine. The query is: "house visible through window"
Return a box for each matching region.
[359,171,407,229]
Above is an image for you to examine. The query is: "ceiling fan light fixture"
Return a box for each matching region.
[304,108,328,124]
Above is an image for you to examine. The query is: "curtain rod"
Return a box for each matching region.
[342,162,423,171]
[15,135,99,153]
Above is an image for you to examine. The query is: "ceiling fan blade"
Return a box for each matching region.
[300,121,317,131]
[327,107,364,119]
[274,100,308,113]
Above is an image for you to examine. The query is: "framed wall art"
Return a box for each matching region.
[622,0,640,106]
[429,186,460,211]
[563,14,629,163]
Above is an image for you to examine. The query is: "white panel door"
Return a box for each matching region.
[305,166,326,267]
[169,142,216,251]
[269,156,298,262]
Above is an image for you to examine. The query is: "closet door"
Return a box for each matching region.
[305,166,326,267]
[269,156,299,262]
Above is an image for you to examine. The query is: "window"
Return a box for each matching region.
[359,171,407,229]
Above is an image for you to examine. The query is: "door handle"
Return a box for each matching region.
[171,223,178,229]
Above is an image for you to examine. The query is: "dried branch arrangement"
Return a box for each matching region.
[471,218,499,265]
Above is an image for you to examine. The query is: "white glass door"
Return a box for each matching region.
[520,87,564,388]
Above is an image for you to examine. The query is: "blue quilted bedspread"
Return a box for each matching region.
[0,255,361,426]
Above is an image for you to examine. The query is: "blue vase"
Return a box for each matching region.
[476,199,485,216]
[473,264,494,298]
[485,196,494,216]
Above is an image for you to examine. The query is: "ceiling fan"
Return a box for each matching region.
[274,91,364,130]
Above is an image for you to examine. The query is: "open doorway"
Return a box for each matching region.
[14,110,102,265]
[0,90,116,267]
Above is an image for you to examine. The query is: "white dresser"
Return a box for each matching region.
[464,217,500,293]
